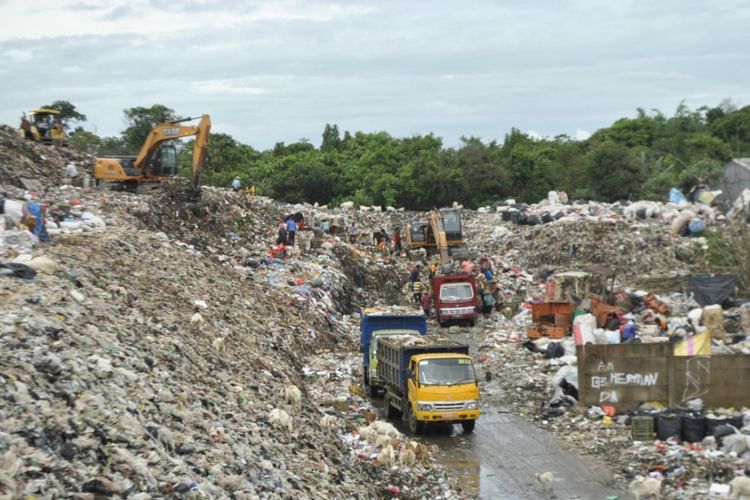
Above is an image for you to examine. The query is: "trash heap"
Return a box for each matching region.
[0,125,93,191]
[0,216,463,497]
[466,192,729,278]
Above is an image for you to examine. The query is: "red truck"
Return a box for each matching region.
[432,274,479,327]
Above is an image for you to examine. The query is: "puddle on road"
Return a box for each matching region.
[425,425,482,497]
[388,416,483,497]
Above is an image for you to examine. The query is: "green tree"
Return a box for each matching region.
[584,141,645,201]
[67,130,101,154]
[121,104,176,151]
[711,106,750,157]
[321,123,342,152]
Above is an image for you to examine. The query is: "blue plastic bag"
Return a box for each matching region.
[669,188,687,205]
[688,219,705,236]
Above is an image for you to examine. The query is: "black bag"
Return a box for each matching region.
[706,417,730,437]
[656,413,682,441]
[543,342,565,359]
[681,414,706,443]
[526,215,542,225]
[712,423,737,439]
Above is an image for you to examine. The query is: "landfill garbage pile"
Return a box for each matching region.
[464,214,705,279]
[0,222,462,498]
[0,125,93,192]
[134,183,408,311]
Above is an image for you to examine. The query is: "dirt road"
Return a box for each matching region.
[384,325,624,499]
[429,409,622,498]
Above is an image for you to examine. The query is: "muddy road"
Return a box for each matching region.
[378,325,624,499]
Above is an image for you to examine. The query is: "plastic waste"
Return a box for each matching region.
[669,187,688,206]
[573,314,596,345]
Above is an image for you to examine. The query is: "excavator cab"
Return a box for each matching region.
[439,208,462,244]
[150,144,178,177]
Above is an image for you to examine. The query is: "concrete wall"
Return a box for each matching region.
[577,344,750,412]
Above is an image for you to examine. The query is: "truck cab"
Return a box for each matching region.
[433,274,479,326]
[407,353,480,433]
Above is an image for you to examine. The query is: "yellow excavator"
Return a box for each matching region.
[404,208,468,259]
[94,114,211,194]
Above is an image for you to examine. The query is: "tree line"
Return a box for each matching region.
[46,99,750,208]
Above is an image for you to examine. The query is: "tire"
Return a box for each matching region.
[461,420,476,433]
[406,405,424,435]
[383,391,396,420]
[469,320,475,327]
[439,320,447,328]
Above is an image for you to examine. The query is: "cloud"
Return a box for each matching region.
[2,48,33,62]
[0,0,748,149]
[526,130,543,141]
[192,79,269,96]
[575,130,592,141]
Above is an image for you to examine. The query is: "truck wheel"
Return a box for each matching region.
[407,406,424,435]
[439,321,446,328]
[468,320,475,327]
[461,420,476,433]
[383,392,396,420]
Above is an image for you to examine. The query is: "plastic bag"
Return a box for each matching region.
[681,414,706,443]
[656,413,682,441]
[688,219,705,236]
[669,187,688,206]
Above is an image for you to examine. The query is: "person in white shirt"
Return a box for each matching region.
[64,162,81,186]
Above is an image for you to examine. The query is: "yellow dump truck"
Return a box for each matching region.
[377,335,480,434]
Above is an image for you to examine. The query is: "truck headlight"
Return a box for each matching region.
[417,402,433,411]
[464,400,478,410]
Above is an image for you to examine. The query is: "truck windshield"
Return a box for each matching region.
[439,283,473,302]
[418,358,476,386]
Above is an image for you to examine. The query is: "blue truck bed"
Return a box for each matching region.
[359,309,427,369]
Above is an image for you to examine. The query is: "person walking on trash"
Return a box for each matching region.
[286,217,297,246]
[421,290,431,317]
[231,177,241,192]
[276,221,288,245]
[412,280,424,304]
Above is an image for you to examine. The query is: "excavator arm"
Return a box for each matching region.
[134,114,211,189]
[190,115,211,189]
[428,210,450,265]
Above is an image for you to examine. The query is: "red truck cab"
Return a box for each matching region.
[432,274,479,327]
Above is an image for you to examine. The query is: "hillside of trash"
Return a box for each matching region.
[2,122,750,499]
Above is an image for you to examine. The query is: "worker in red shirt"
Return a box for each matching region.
[392,227,402,254]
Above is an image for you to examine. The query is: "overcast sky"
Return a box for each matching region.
[1,0,749,149]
